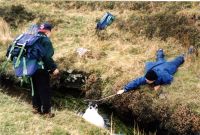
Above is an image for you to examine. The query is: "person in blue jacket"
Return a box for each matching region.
[117,49,184,94]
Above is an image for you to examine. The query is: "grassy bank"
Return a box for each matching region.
[0,88,109,135]
[0,1,200,134]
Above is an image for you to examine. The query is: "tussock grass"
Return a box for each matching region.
[0,1,200,134]
[1,0,199,113]
[0,18,12,46]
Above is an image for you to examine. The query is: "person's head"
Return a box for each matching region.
[145,70,158,84]
[38,22,53,37]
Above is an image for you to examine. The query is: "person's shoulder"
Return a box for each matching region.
[43,36,51,42]
[39,35,51,44]
[37,33,50,40]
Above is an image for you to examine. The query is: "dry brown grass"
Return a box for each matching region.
[1,0,199,112]
[0,1,200,134]
[0,18,12,45]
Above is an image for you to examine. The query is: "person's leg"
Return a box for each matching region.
[156,49,166,62]
[35,69,51,114]
[32,70,42,113]
[164,55,184,75]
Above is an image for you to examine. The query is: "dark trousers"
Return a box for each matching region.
[32,69,51,113]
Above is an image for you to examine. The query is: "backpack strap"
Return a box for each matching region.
[38,61,44,69]
[20,58,35,97]
[36,33,47,38]
[15,41,27,68]
[7,34,24,61]
[19,76,34,97]
[1,34,24,75]
[30,77,34,96]
[7,41,16,61]
[22,57,28,75]
[35,33,46,69]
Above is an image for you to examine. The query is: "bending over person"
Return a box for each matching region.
[117,49,184,94]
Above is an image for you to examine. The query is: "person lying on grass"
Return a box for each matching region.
[117,49,184,94]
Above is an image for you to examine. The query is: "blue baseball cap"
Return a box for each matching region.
[39,22,53,31]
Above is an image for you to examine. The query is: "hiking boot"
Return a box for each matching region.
[32,107,42,114]
[43,112,55,118]
[188,45,195,55]
[156,49,165,60]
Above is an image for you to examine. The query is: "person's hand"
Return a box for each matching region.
[154,85,161,91]
[53,68,59,76]
[117,89,125,95]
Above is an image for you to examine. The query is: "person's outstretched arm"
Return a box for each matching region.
[117,77,147,94]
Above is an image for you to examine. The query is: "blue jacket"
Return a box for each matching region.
[124,55,184,92]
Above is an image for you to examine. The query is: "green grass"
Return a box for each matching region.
[0,0,200,134]
[0,89,110,135]
[0,88,143,135]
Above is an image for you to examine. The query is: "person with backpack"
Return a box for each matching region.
[6,22,58,117]
[117,49,184,94]
[31,22,59,117]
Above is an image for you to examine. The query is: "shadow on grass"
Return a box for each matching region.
[0,71,87,113]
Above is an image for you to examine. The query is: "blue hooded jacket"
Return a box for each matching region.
[124,50,184,92]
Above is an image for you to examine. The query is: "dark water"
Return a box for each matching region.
[98,103,170,135]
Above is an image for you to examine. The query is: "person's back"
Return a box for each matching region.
[145,49,184,85]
